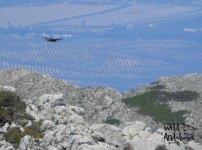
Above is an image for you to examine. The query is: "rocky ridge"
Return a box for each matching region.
[0,86,201,150]
[124,74,202,143]
[0,69,202,150]
[0,69,155,126]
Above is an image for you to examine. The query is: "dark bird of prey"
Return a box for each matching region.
[44,37,63,42]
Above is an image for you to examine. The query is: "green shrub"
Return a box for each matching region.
[138,102,187,124]
[121,90,198,124]
[122,90,199,106]
[23,126,44,139]
[5,120,44,148]
[105,117,121,126]
[122,90,158,107]
[0,90,33,126]
[4,127,22,148]
[1,90,44,148]
[25,119,44,134]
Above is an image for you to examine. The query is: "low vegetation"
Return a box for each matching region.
[122,89,199,124]
[5,120,44,148]
[0,90,33,127]
[105,117,121,126]
[0,90,44,148]
[4,127,22,148]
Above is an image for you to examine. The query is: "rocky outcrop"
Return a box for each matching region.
[158,74,202,142]
[124,73,202,144]
[0,69,154,126]
[1,88,201,150]
[1,70,202,149]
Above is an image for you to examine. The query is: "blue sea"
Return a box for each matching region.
[0,0,202,92]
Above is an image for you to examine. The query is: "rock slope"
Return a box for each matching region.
[124,74,202,143]
[0,86,201,150]
[0,69,155,126]
[0,69,202,150]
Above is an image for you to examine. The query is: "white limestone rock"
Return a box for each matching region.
[47,146,58,150]
[9,123,17,128]
[137,130,151,140]
[38,93,64,107]
[91,124,125,148]
[0,86,16,92]
[67,106,84,115]
[144,127,153,133]
[130,135,149,150]
[2,123,9,133]
[0,140,14,150]
[41,120,55,131]
[168,142,186,150]
[186,141,202,150]
[19,135,33,150]
[146,132,165,150]
[122,121,146,139]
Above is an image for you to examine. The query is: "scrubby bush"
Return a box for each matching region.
[4,127,22,148]
[0,90,33,127]
[5,120,44,148]
[1,90,44,148]
[105,117,121,126]
[122,90,198,124]
[23,126,44,139]
[122,90,158,107]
